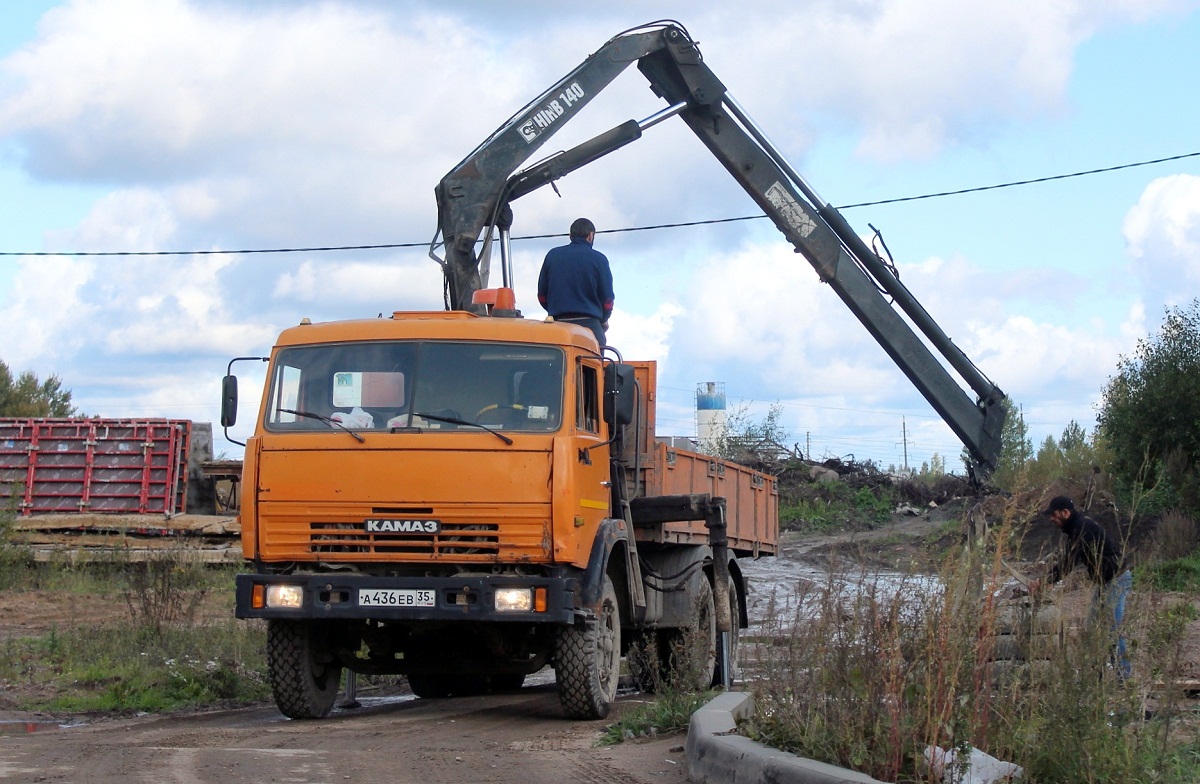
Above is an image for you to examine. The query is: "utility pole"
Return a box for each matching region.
[902,416,908,472]
[806,431,810,460]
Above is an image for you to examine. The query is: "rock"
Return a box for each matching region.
[809,466,840,483]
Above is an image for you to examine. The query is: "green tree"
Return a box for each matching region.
[987,401,1032,491]
[1013,420,1101,486]
[1097,299,1200,509]
[0,360,76,417]
[918,452,945,478]
[1059,420,1087,452]
[705,402,791,464]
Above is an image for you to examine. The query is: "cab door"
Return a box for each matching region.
[571,356,612,527]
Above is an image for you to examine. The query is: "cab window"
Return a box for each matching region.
[576,362,600,434]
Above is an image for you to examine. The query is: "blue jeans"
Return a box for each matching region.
[1091,570,1132,679]
[554,315,606,348]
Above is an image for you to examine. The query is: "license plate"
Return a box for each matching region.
[359,589,436,607]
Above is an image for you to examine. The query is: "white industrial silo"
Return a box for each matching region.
[695,382,727,454]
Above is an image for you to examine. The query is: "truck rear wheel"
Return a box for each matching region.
[673,575,716,691]
[556,574,621,719]
[632,575,718,693]
[266,620,342,719]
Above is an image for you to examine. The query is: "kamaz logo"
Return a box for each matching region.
[364,519,441,534]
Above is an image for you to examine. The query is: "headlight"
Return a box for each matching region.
[266,584,305,609]
[494,588,533,612]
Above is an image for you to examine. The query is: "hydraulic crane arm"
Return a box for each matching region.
[432,22,1007,478]
[434,23,679,309]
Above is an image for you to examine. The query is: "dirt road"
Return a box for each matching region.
[0,681,689,784]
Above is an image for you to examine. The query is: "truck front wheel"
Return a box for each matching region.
[555,574,621,719]
[266,620,343,719]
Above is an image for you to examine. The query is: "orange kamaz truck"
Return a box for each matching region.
[226,22,1006,721]
[225,313,775,720]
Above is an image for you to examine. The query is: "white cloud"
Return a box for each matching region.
[0,256,97,367]
[273,258,444,308]
[67,188,179,252]
[668,241,899,400]
[689,0,1198,160]
[1123,173,1200,308]
[656,236,1138,462]
[0,0,1194,460]
[606,302,683,367]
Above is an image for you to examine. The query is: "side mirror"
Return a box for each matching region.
[220,375,238,428]
[221,356,269,448]
[603,363,635,427]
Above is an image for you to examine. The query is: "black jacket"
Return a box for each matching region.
[1048,511,1123,586]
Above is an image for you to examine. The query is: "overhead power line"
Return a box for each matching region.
[2,150,1197,258]
[837,150,1200,209]
[0,241,425,258]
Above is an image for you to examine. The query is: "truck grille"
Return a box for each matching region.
[310,521,501,555]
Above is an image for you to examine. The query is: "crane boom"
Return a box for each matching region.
[432,21,1007,477]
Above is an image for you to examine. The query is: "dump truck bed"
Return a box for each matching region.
[623,362,778,557]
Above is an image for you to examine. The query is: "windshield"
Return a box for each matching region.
[264,341,564,434]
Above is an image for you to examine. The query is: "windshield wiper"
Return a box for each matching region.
[413,412,513,445]
[277,408,366,443]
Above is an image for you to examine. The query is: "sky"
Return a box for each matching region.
[2,0,1199,471]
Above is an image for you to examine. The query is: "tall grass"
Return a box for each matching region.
[2,619,269,712]
[0,541,270,714]
[744,509,1200,783]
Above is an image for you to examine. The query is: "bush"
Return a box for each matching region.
[1152,510,1199,563]
[123,549,212,636]
[1098,300,1200,515]
[1141,554,1200,593]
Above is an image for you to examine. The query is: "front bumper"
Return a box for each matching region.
[235,572,581,624]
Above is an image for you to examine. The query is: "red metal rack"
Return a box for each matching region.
[0,418,192,516]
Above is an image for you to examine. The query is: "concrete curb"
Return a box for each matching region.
[685,692,887,784]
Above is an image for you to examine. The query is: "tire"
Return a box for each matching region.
[647,576,717,693]
[266,620,342,719]
[714,580,740,687]
[678,576,716,691]
[556,574,621,719]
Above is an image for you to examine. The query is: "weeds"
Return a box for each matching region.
[0,491,35,588]
[605,598,720,745]
[4,620,269,713]
[123,548,212,635]
[0,556,267,714]
[1152,510,1199,562]
[599,688,713,745]
[1142,554,1200,592]
[744,505,1200,784]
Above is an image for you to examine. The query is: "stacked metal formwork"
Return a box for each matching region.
[0,418,192,516]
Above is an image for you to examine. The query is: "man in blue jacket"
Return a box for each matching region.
[537,218,614,348]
